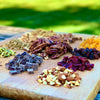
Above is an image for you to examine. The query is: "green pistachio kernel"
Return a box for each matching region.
[0,47,15,57]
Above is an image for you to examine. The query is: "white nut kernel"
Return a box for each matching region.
[43,81,47,85]
[52,77,57,81]
[55,80,61,86]
[71,74,76,78]
[50,75,55,78]
[67,69,73,72]
[75,81,80,86]
[48,69,52,73]
[44,56,49,60]
[70,83,73,87]
[61,75,66,79]
[78,80,81,83]
[70,81,75,84]
[49,81,55,86]
[56,67,59,69]
[42,69,48,74]
[67,82,71,85]
[42,78,46,81]
[64,69,68,73]
[47,75,53,82]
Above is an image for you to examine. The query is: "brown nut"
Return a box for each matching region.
[58,73,67,81]
[66,84,72,88]
[59,67,66,72]
[75,73,79,77]
[55,80,61,86]
[40,72,44,75]
[47,75,54,82]
[60,80,65,84]
[52,68,56,72]
[76,76,81,80]
[66,77,74,81]
[74,77,81,81]
[52,71,58,75]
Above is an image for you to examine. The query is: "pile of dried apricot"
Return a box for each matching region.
[79,36,100,51]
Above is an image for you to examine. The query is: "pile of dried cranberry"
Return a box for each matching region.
[57,56,94,71]
[71,48,100,60]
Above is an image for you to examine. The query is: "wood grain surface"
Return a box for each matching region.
[0,33,100,100]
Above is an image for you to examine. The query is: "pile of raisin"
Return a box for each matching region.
[57,56,94,71]
[71,48,100,60]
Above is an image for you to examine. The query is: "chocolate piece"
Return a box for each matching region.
[27,69,34,74]
[33,63,39,71]
[6,52,43,75]
[9,70,18,75]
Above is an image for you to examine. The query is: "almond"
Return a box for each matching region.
[66,84,71,88]
[58,73,66,81]
[66,77,74,81]
[59,67,66,72]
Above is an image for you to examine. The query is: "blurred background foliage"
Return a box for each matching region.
[0,0,100,35]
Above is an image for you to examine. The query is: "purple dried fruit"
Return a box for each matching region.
[58,56,94,71]
[72,48,100,60]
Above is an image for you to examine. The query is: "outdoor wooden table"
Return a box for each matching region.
[0,26,100,100]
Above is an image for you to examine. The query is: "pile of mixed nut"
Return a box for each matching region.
[37,67,81,88]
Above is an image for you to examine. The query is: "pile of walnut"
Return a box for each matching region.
[19,29,57,43]
[37,67,81,88]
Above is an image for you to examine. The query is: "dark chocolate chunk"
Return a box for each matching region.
[9,70,18,75]
[27,69,34,74]
[33,63,39,71]
[6,52,43,75]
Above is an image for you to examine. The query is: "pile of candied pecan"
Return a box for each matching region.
[28,34,82,59]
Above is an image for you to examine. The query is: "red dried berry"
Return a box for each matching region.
[58,56,94,71]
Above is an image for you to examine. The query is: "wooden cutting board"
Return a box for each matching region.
[0,33,100,100]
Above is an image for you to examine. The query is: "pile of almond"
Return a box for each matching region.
[37,67,81,88]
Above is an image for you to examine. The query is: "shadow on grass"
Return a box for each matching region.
[0,6,100,35]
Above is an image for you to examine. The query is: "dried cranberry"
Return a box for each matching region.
[58,56,94,71]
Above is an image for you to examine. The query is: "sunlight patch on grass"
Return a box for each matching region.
[0,0,100,11]
[0,20,13,26]
[44,22,100,35]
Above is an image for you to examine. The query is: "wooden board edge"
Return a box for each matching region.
[87,79,100,100]
[0,85,63,100]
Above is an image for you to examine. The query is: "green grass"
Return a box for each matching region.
[0,0,100,35]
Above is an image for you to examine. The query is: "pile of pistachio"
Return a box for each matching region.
[3,39,29,50]
[0,47,15,57]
